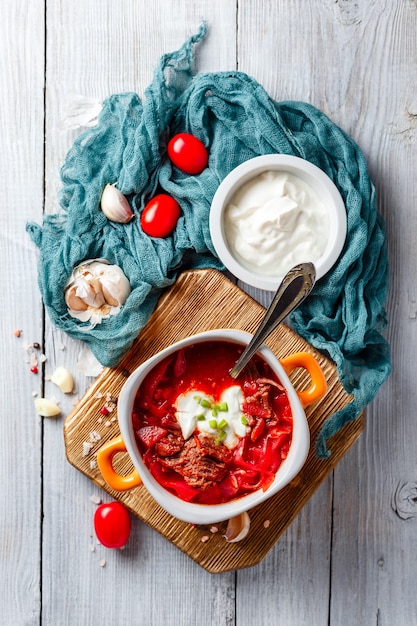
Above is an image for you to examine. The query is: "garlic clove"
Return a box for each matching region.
[101,284,119,307]
[65,286,88,311]
[50,366,74,394]
[100,183,134,224]
[224,511,251,543]
[34,398,61,417]
[83,277,105,308]
[99,268,131,307]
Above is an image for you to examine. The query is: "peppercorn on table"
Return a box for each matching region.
[2,2,413,625]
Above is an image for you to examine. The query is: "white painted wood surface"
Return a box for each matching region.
[1,0,415,624]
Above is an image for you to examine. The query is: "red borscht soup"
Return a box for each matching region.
[132,340,293,505]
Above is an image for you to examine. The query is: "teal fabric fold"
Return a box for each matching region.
[26,23,391,456]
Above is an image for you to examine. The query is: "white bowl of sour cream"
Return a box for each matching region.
[210,155,347,291]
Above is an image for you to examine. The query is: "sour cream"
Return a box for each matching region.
[175,386,248,449]
[224,170,329,276]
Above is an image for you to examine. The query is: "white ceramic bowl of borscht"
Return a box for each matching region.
[97,329,327,525]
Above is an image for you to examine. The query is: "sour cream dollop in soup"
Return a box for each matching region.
[224,170,329,276]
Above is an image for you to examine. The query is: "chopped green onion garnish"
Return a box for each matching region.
[215,430,227,443]
[209,419,218,429]
[218,401,228,412]
[211,407,218,417]
[196,414,206,421]
[200,399,211,409]
[241,416,248,425]
[217,418,228,430]
[193,395,202,403]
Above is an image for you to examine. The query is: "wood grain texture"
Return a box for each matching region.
[41,3,239,626]
[239,1,417,623]
[1,0,416,623]
[0,1,45,624]
[64,269,364,572]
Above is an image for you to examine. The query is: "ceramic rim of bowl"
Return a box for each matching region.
[209,154,347,291]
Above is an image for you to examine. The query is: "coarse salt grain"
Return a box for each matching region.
[263,520,271,528]
[82,442,93,457]
[89,543,95,552]
[210,526,219,534]
[89,459,97,470]
[94,392,103,399]
[201,535,209,543]
[90,495,102,504]
[89,430,101,443]
[99,559,106,567]
[104,421,111,428]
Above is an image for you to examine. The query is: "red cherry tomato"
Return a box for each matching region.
[140,194,181,238]
[167,133,208,175]
[93,502,131,549]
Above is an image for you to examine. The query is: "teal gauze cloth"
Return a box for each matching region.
[26,24,391,457]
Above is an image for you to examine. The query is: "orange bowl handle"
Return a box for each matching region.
[279,352,327,408]
[97,435,142,491]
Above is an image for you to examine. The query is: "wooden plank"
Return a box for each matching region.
[41,2,239,625]
[0,2,45,624]
[236,1,336,622]
[328,0,417,620]
[238,1,416,624]
[64,269,364,573]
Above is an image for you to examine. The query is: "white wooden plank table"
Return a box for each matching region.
[1,1,415,624]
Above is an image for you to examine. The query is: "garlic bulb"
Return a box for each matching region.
[100,183,134,224]
[224,512,251,543]
[65,259,131,329]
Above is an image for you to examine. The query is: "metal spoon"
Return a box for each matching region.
[229,262,316,379]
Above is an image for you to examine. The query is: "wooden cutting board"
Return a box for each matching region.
[63,268,364,573]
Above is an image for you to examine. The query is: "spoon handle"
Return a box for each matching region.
[229,262,316,379]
